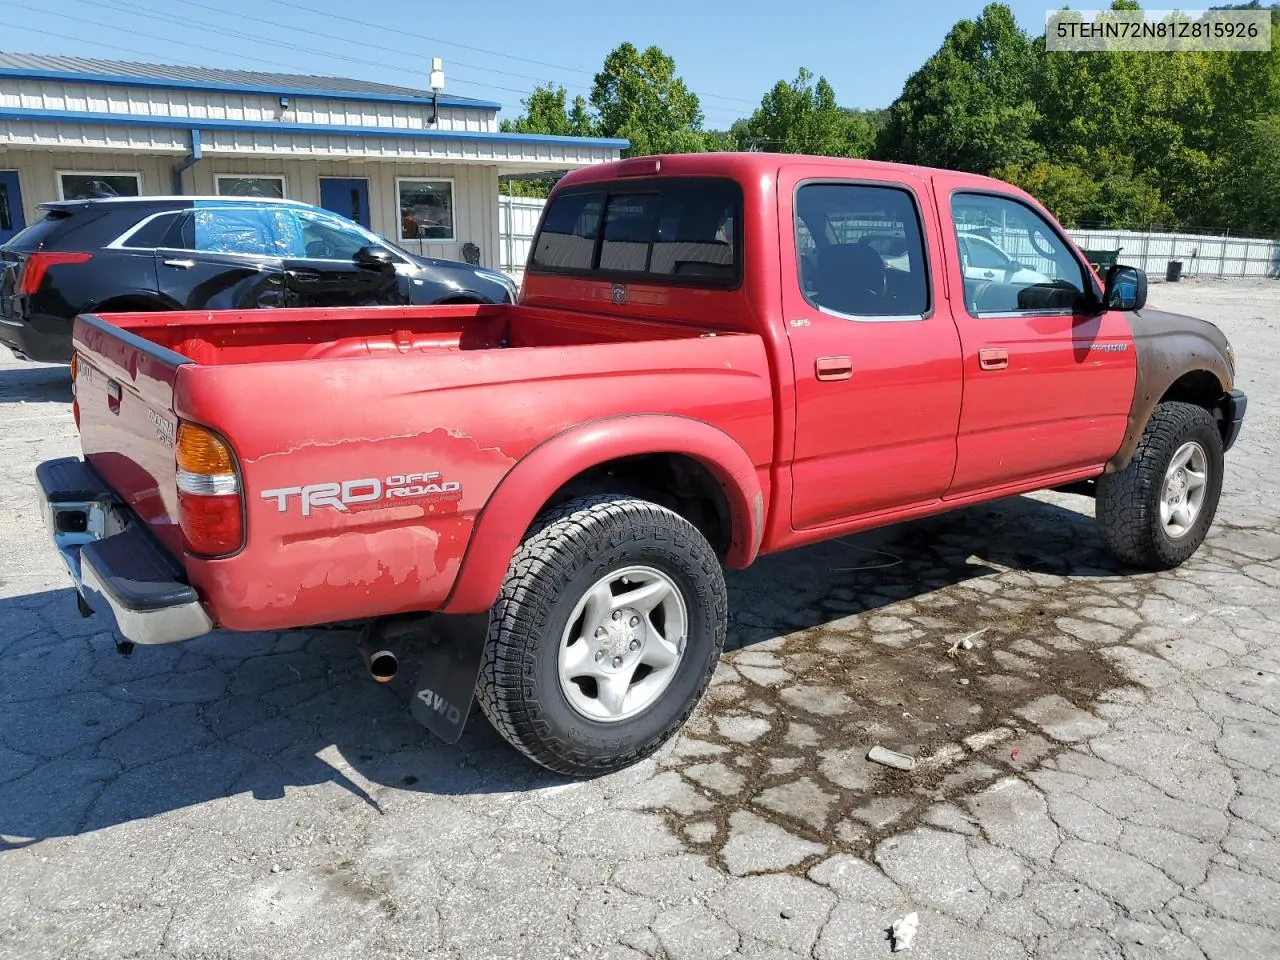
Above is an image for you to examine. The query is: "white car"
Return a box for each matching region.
[957,232,1052,285]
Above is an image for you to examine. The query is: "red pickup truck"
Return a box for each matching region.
[38,153,1246,775]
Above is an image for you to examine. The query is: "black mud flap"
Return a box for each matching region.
[410,613,491,744]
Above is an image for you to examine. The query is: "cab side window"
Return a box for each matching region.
[794,182,930,319]
[951,193,1089,316]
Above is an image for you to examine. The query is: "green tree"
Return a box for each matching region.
[843,108,888,158]
[1218,114,1280,234]
[590,43,706,156]
[498,84,599,196]
[499,83,596,138]
[735,69,867,156]
[875,3,1042,172]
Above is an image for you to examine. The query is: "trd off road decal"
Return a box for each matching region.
[261,471,462,517]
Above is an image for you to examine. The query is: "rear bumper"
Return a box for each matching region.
[1222,388,1247,452]
[36,457,213,645]
[0,312,72,363]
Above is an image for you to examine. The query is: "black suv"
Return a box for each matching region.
[0,196,518,363]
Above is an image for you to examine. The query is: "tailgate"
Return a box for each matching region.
[73,313,190,560]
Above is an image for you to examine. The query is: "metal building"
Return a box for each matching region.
[0,53,626,269]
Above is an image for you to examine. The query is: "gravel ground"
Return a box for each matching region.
[1,278,1277,960]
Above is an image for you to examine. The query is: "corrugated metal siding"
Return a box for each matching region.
[2,150,499,268]
[0,78,493,133]
[0,117,188,152]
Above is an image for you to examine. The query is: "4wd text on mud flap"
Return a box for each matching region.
[416,687,462,725]
[261,472,462,517]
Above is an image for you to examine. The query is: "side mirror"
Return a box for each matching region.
[354,244,395,270]
[1104,264,1147,311]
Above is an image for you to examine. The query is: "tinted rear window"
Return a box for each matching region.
[531,192,603,271]
[530,178,741,286]
[2,212,71,251]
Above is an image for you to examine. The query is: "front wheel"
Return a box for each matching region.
[476,495,727,776]
[1096,401,1224,570]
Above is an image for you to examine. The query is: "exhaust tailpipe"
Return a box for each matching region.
[358,613,433,684]
[359,636,398,683]
[360,647,394,686]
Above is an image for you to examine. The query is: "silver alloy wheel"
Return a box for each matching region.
[557,565,689,723]
[1160,440,1209,540]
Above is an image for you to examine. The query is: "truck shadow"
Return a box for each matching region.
[0,491,1126,845]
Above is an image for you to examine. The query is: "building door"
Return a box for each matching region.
[319,178,371,229]
[0,172,26,244]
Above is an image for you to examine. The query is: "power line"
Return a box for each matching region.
[15,0,753,123]
[52,0,536,97]
[264,0,761,110]
[160,0,597,91]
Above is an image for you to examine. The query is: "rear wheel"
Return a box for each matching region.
[476,494,727,776]
[1096,401,1224,570]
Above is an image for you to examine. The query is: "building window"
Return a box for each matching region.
[216,176,286,199]
[397,178,455,242]
[58,172,141,200]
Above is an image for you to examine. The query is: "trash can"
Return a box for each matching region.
[1166,260,1184,282]
[1081,248,1121,276]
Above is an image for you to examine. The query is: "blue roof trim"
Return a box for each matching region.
[0,67,504,111]
[0,106,631,150]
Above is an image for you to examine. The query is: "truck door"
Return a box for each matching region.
[932,182,1136,496]
[780,166,964,530]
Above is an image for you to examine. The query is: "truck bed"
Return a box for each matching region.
[70,303,774,632]
[93,302,714,365]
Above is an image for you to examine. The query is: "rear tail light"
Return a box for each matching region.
[17,251,92,296]
[176,422,244,556]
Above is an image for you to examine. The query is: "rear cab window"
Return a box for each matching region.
[794,182,931,319]
[530,178,741,287]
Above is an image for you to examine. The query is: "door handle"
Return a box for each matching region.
[287,270,321,283]
[162,258,195,269]
[815,356,853,381]
[979,348,1009,371]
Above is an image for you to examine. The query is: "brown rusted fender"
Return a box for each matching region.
[1107,307,1236,472]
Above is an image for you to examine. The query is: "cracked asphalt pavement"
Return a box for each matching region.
[1,279,1278,960]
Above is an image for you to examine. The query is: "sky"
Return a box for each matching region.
[6,0,1059,125]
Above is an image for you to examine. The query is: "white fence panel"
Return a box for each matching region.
[1065,228,1280,279]
[499,194,546,281]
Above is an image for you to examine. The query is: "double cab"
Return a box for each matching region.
[37,153,1247,775]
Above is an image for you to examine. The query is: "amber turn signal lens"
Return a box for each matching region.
[177,423,235,475]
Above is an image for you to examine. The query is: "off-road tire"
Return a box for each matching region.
[1096,401,1224,570]
[476,494,727,776]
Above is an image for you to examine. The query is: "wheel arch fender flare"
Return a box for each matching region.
[84,291,181,314]
[440,414,765,614]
